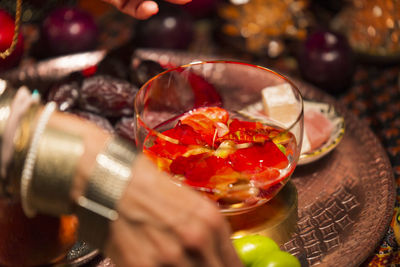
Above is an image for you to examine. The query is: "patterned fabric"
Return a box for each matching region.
[341,66,400,266]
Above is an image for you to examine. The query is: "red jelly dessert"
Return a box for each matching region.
[143,106,297,210]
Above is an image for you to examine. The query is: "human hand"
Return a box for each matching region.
[105,154,243,267]
[102,0,191,19]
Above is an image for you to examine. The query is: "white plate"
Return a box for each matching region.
[238,100,345,165]
[298,100,345,165]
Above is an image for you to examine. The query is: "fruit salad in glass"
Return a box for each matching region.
[135,61,303,214]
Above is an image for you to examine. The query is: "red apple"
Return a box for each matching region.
[0,9,24,72]
[40,7,98,56]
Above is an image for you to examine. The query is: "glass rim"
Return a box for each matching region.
[134,60,304,139]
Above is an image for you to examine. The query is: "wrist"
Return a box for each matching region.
[75,136,137,249]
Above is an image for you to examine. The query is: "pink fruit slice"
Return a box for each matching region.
[304,108,333,151]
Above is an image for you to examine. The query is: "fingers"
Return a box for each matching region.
[165,0,192,4]
[201,205,243,267]
[167,191,242,267]
[217,230,243,267]
[102,0,158,19]
[106,219,156,267]
[141,223,192,267]
[110,155,242,266]
[192,204,242,267]
[124,0,159,20]
[102,0,192,20]
[107,215,193,267]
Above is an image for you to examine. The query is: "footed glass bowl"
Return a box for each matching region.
[134,61,303,214]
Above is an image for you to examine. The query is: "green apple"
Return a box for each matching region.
[233,235,280,267]
[252,250,301,267]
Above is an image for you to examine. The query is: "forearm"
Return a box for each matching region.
[0,81,137,248]
[0,81,243,267]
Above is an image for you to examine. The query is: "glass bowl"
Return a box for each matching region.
[134,61,303,214]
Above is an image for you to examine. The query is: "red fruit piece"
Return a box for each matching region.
[185,70,222,108]
[164,123,206,146]
[180,107,229,145]
[144,134,187,161]
[143,72,191,112]
[304,108,333,150]
[181,106,229,125]
[179,115,215,144]
[170,153,228,187]
[143,66,222,112]
[143,123,205,165]
[170,153,212,186]
[168,66,222,108]
[229,119,261,131]
[222,130,269,144]
[246,168,281,189]
[229,141,288,173]
[81,65,97,77]
[221,119,270,144]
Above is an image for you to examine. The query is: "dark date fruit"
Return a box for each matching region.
[47,80,80,111]
[79,75,139,117]
[115,117,135,143]
[72,110,115,133]
[131,59,166,86]
[96,42,136,81]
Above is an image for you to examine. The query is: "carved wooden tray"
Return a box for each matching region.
[1,49,395,267]
[284,81,395,266]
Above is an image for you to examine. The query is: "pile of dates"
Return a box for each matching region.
[46,46,165,143]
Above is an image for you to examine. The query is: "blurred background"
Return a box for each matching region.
[0,1,400,266]
[0,0,399,95]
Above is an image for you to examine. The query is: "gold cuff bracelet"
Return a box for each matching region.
[20,102,57,217]
[75,136,137,249]
[29,125,84,216]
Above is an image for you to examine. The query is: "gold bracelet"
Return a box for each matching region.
[75,136,137,249]
[28,125,84,216]
[0,81,41,197]
[20,102,57,217]
[0,81,16,195]
[0,80,16,135]
[6,103,40,196]
[0,81,17,158]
